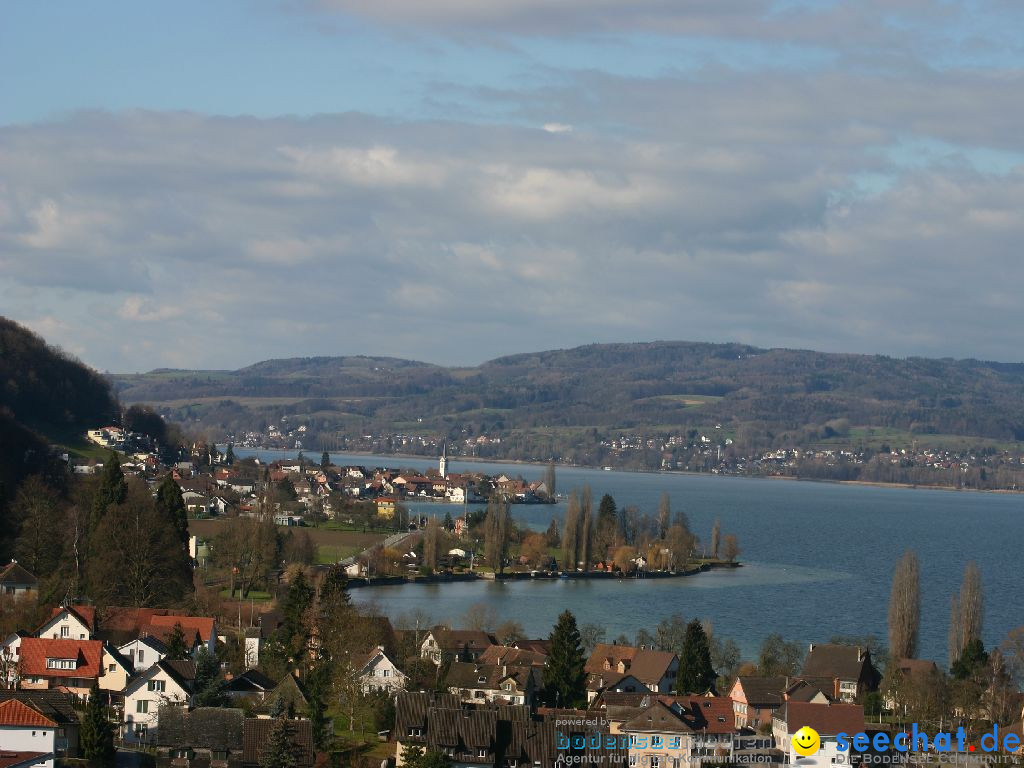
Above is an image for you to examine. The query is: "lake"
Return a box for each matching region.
[235,448,1024,663]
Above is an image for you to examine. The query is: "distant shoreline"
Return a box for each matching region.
[233,446,1023,496]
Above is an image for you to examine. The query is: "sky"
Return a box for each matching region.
[1,1,1023,372]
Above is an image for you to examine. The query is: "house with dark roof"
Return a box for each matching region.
[729,676,787,729]
[0,691,78,760]
[801,644,881,703]
[222,669,277,705]
[0,563,37,602]
[420,628,496,665]
[122,659,196,744]
[117,635,168,673]
[445,662,539,707]
[773,701,865,768]
[357,646,407,695]
[155,706,245,768]
[0,700,57,768]
[266,673,310,717]
[883,658,941,712]
[242,719,313,768]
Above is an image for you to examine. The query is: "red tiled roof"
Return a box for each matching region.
[147,615,215,644]
[44,605,96,631]
[585,644,638,675]
[0,752,50,768]
[0,699,57,728]
[98,608,215,643]
[17,638,103,680]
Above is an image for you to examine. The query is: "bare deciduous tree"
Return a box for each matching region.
[710,519,721,560]
[949,561,984,665]
[888,549,920,660]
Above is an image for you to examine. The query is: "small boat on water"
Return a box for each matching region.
[602,466,612,471]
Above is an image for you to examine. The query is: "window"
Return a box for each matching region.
[60,626,69,638]
[136,700,149,713]
[408,727,423,737]
[134,724,148,736]
[46,658,76,670]
[212,751,229,760]
[380,669,390,677]
[138,651,144,664]
[478,749,487,758]
[148,680,165,692]
[109,664,116,672]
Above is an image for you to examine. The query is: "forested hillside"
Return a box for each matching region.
[112,341,1024,460]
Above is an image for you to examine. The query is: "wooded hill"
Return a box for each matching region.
[111,341,1024,457]
[0,316,120,490]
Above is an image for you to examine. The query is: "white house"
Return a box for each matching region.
[122,659,194,744]
[0,699,57,768]
[34,607,94,641]
[773,701,865,768]
[358,647,407,695]
[117,636,168,673]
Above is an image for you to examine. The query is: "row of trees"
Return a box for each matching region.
[8,453,193,608]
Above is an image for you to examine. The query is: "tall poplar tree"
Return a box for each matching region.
[887,550,920,660]
[155,473,189,545]
[90,451,126,531]
[562,490,580,570]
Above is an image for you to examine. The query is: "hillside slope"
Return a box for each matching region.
[111,341,1024,454]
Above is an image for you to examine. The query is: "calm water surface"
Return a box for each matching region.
[237,449,1024,662]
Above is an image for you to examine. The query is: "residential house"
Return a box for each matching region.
[420,628,495,665]
[0,634,27,688]
[265,674,310,717]
[801,644,881,703]
[34,607,95,641]
[729,676,787,729]
[445,662,538,707]
[97,608,216,656]
[0,691,79,760]
[242,719,313,768]
[0,564,37,602]
[773,701,865,768]
[222,670,277,706]
[601,694,737,768]
[393,692,500,768]
[357,647,407,695]
[15,639,103,699]
[0,700,56,768]
[122,659,195,744]
[155,706,245,768]
[99,645,133,704]
[884,658,940,713]
[478,645,547,670]
[117,636,168,673]
[585,644,678,703]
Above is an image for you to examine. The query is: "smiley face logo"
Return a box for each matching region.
[792,726,820,757]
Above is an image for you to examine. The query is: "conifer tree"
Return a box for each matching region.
[155,473,189,545]
[281,569,314,656]
[193,645,225,707]
[545,610,587,707]
[260,719,298,768]
[677,619,717,694]
[165,622,189,660]
[80,680,115,763]
[91,451,126,530]
[320,451,330,471]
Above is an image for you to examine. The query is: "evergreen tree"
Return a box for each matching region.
[597,494,617,526]
[443,511,454,532]
[320,451,330,471]
[545,610,587,707]
[165,622,189,660]
[90,451,126,530]
[281,569,314,655]
[952,637,989,680]
[306,660,331,750]
[193,645,225,707]
[155,473,189,545]
[260,718,298,768]
[677,619,717,694]
[225,443,235,465]
[80,680,115,763]
[483,498,510,574]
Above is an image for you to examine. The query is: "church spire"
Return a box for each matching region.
[439,441,448,478]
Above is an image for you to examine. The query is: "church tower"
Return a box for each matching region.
[439,441,448,478]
